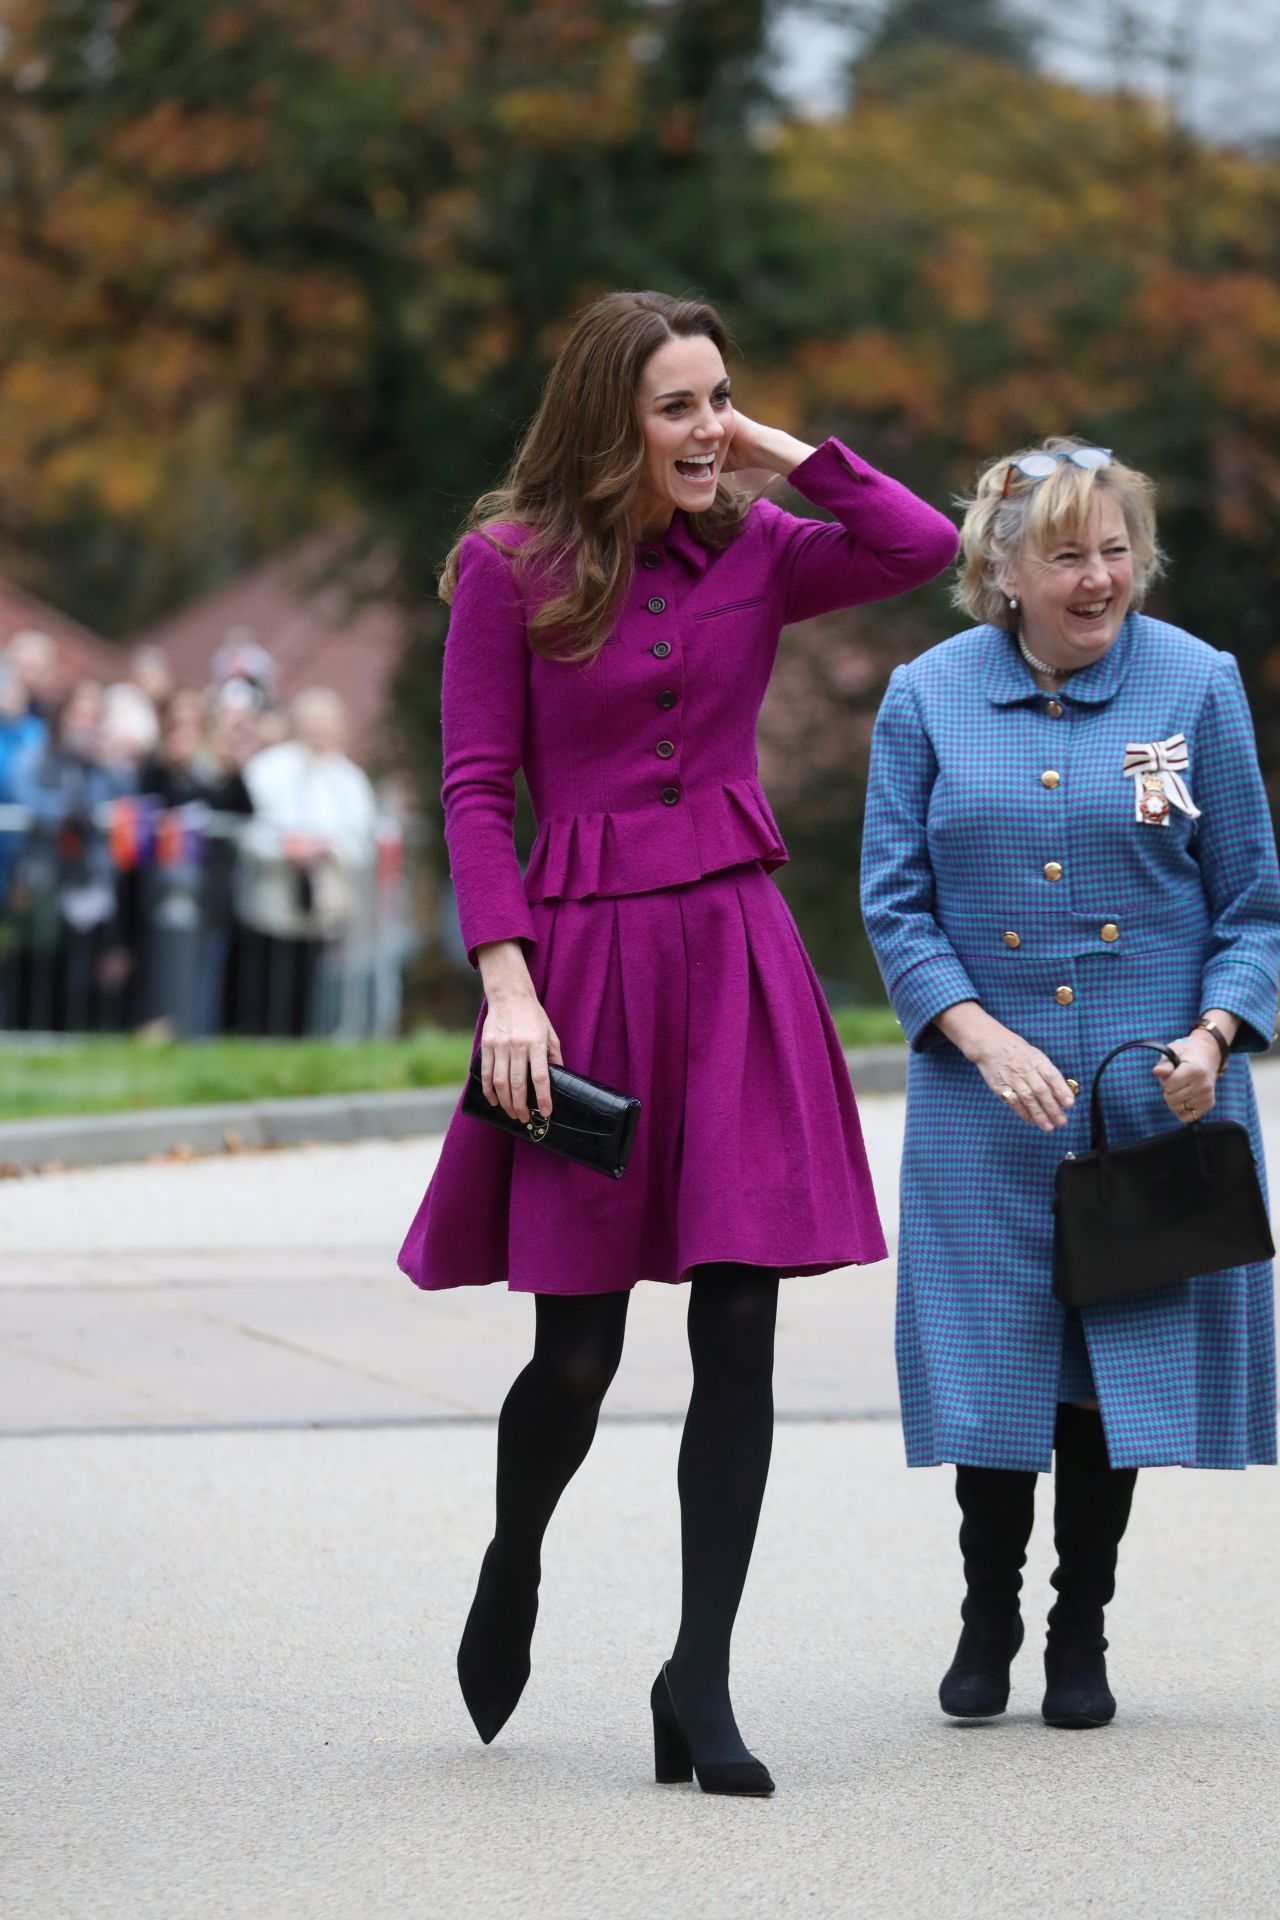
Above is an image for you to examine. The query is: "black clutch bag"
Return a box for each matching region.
[1052,1038,1273,1308]
[461,1051,641,1179]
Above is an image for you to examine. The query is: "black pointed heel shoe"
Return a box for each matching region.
[456,1542,539,1745]
[650,1665,774,1797]
[939,1614,1025,1720]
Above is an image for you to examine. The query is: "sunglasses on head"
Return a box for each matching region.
[1001,447,1112,499]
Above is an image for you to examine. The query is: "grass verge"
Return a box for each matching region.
[0,1006,902,1123]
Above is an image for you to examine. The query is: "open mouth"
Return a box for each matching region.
[674,452,717,484]
[1068,600,1111,623]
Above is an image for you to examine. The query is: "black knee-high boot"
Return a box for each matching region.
[655,1263,778,1796]
[1042,1403,1137,1730]
[458,1291,629,1744]
[939,1466,1037,1718]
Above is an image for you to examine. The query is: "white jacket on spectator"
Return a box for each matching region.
[239,736,377,940]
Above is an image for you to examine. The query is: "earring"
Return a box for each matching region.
[1008,595,1019,610]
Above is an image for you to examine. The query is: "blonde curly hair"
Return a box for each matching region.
[954,438,1164,628]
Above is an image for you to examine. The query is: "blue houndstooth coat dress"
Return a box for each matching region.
[861,612,1280,1472]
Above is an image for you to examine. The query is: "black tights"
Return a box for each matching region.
[490,1264,779,1757]
[491,1289,631,1580]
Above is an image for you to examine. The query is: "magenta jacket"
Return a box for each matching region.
[442,437,959,961]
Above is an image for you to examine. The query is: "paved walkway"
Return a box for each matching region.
[6,1421,1280,1920]
[0,1092,909,1433]
[4,1076,1280,1918]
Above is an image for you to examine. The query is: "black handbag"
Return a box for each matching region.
[462,1050,641,1179]
[1052,1038,1273,1308]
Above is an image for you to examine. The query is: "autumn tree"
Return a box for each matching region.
[4,5,1280,999]
[0,1,822,641]
[742,51,1280,982]
[1,0,851,1001]
[854,0,1039,76]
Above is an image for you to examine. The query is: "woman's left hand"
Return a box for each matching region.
[1152,1030,1220,1123]
[720,412,816,480]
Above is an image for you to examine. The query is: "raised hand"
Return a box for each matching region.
[720,412,816,480]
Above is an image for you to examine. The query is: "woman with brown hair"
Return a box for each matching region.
[399,290,958,1792]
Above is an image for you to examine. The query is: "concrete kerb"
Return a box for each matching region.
[0,1086,464,1174]
[0,1045,909,1174]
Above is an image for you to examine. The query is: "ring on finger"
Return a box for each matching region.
[1000,1086,1017,1103]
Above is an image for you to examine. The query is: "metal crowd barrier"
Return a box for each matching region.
[0,798,412,1041]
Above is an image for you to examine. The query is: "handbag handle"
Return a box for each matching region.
[1088,1037,1183,1151]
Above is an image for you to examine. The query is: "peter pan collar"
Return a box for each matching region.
[985,610,1137,707]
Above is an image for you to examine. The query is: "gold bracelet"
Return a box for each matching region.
[1194,1017,1230,1076]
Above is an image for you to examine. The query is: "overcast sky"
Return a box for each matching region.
[773,1,1280,147]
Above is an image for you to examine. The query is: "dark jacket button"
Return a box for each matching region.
[657,690,677,710]
[647,596,666,614]
[656,740,675,759]
[640,552,661,569]
[652,640,672,658]
[661,786,680,805]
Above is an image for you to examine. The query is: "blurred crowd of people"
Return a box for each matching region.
[0,629,391,1038]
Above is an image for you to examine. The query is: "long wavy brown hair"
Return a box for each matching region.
[439,291,752,663]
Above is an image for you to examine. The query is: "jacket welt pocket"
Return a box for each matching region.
[694,596,766,620]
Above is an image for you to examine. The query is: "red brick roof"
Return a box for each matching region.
[0,580,119,691]
[132,532,409,768]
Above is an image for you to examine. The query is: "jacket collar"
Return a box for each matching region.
[985,611,1137,707]
[648,511,712,574]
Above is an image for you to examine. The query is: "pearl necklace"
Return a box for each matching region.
[1017,634,1073,683]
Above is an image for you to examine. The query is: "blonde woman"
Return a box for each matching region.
[861,440,1280,1729]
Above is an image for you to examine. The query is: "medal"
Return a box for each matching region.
[1140,773,1170,825]
[1124,735,1200,826]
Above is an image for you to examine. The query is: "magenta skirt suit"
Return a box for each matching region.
[399,441,959,1296]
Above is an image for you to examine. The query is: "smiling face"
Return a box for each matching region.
[631,333,735,539]
[1003,492,1134,672]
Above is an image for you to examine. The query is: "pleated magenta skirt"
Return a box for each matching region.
[397,863,887,1294]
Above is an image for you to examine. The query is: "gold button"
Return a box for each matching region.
[1003,931,1021,949]
[1055,985,1075,1006]
[1043,861,1063,882]
[1046,700,1064,718]
[1066,1078,1080,1095]
[1041,770,1061,790]
[1100,922,1120,942]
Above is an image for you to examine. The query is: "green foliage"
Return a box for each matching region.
[0,1027,477,1120]
[831,1004,904,1047]
[0,1008,901,1122]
